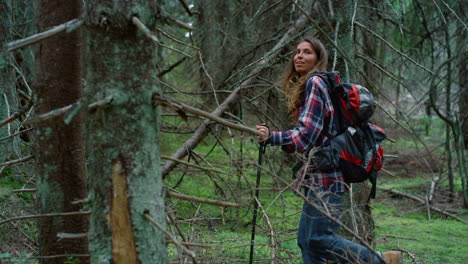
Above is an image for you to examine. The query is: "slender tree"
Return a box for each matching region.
[33,0,88,262]
[83,1,167,263]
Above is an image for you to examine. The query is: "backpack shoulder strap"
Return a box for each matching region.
[312,72,346,135]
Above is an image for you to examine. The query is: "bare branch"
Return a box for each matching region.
[378,187,468,224]
[153,93,263,137]
[162,13,310,177]
[144,212,196,258]
[132,16,160,43]
[23,96,113,126]
[0,155,33,167]
[161,155,226,175]
[5,18,83,52]
[0,127,33,142]
[57,233,87,240]
[166,188,240,208]
[0,211,91,227]
[0,100,33,129]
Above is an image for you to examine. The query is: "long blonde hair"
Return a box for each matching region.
[280,37,328,121]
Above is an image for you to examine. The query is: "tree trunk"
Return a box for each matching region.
[83,1,166,263]
[33,0,88,263]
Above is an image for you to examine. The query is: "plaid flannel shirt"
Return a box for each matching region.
[267,76,346,193]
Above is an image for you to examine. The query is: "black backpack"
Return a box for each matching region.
[307,72,386,199]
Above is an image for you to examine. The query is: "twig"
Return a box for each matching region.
[12,188,36,193]
[0,100,33,129]
[131,16,160,44]
[3,93,11,135]
[160,9,194,30]
[0,254,90,260]
[0,155,33,167]
[5,18,83,52]
[0,211,91,227]
[153,93,262,137]
[167,240,212,248]
[23,102,78,126]
[0,127,33,142]
[23,96,112,126]
[382,234,417,240]
[255,197,276,264]
[57,233,87,240]
[166,188,240,208]
[144,212,196,258]
[354,21,439,79]
[161,155,226,175]
[389,248,421,264]
[378,187,468,224]
[177,0,193,16]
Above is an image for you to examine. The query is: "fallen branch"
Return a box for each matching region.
[382,234,417,240]
[162,12,310,178]
[144,212,196,258]
[153,93,262,137]
[166,188,240,208]
[167,240,212,248]
[378,187,467,224]
[5,18,83,52]
[0,211,91,227]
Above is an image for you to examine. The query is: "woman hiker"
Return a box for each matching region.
[255,36,402,264]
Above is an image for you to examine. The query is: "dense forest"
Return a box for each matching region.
[0,0,466,263]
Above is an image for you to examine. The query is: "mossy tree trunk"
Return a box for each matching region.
[33,0,88,263]
[83,1,166,263]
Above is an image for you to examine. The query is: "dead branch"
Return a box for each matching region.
[153,93,263,137]
[12,188,36,193]
[160,8,194,30]
[57,233,87,240]
[144,212,196,258]
[166,188,240,208]
[161,13,310,178]
[382,234,418,240]
[131,16,160,43]
[0,100,33,129]
[378,187,468,224]
[161,155,226,175]
[0,127,33,142]
[0,155,33,168]
[177,0,193,16]
[22,96,113,126]
[5,18,83,52]
[0,211,91,227]
[255,197,276,264]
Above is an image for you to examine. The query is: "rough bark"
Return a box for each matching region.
[83,1,166,263]
[33,0,88,262]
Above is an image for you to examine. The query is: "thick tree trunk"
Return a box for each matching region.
[83,1,166,263]
[33,0,88,263]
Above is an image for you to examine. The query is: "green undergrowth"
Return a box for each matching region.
[372,202,467,264]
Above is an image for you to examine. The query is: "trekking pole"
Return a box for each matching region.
[249,124,267,264]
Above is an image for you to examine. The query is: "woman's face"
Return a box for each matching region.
[294,41,317,76]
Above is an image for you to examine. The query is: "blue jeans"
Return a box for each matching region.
[298,189,382,264]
